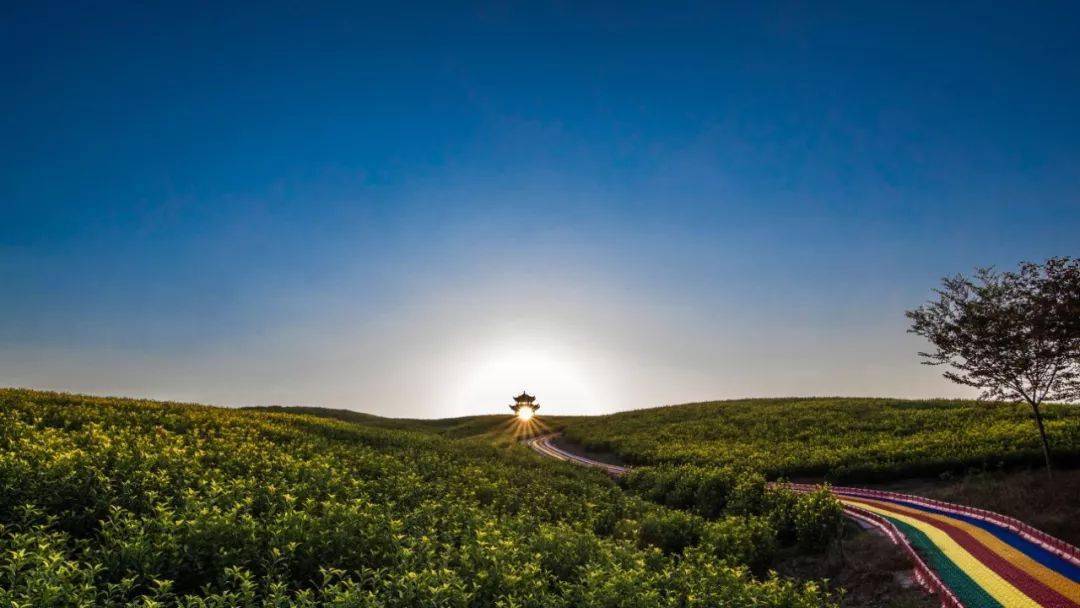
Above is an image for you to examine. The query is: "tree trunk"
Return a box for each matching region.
[1030,402,1053,478]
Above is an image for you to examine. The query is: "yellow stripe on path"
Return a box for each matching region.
[854,497,1080,603]
[841,498,1043,608]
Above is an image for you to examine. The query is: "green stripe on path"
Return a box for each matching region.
[884,515,1004,608]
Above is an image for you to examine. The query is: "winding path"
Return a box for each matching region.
[526,433,1080,608]
[524,433,629,476]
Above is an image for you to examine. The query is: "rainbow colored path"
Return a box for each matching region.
[788,484,1080,608]
[525,434,1080,607]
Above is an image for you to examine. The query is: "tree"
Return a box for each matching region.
[906,257,1080,475]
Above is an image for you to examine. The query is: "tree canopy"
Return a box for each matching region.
[907,257,1080,471]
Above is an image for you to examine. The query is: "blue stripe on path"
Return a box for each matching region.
[870,495,1080,583]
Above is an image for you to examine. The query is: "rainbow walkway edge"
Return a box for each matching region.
[788,484,1080,608]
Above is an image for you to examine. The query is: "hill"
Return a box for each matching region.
[245,405,454,433]
[247,405,571,440]
[0,388,838,607]
[558,397,1080,482]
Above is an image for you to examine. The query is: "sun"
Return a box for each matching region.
[453,342,607,417]
[501,392,550,440]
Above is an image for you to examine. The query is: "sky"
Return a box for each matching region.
[2,2,1079,417]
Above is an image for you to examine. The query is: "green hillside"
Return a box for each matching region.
[248,405,572,441]
[559,397,1080,481]
[0,389,837,608]
[246,405,460,434]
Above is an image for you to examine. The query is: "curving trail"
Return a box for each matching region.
[524,433,629,476]
[526,433,1080,608]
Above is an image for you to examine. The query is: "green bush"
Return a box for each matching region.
[674,549,831,608]
[792,486,844,551]
[622,463,842,563]
[726,470,769,516]
[763,486,843,550]
[622,465,768,519]
[637,509,704,555]
[700,515,778,571]
[693,467,738,517]
[764,486,802,546]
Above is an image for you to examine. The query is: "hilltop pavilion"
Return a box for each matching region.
[510,391,539,416]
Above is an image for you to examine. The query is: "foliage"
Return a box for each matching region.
[560,397,1080,481]
[906,257,1080,406]
[0,389,836,608]
[764,487,844,552]
[637,509,703,555]
[622,465,842,562]
[247,406,516,439]
[622,465,766,518]
[700,516,778,572]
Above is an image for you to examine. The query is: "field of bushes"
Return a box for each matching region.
[560,397,1080,481]
[0,389,842,607]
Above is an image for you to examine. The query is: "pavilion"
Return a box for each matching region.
[510,391,539,418]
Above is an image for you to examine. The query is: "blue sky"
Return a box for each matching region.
[2,2,1078,416]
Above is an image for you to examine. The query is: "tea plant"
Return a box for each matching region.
[561,397,1080,481]
[0,389,836,607]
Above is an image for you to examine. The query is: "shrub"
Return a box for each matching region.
[792,486,844,551]
[638,509,704,555]
[700,515,778,572]
[693,467,737,517]
[725,470,768,516]
[764,486,801,546]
